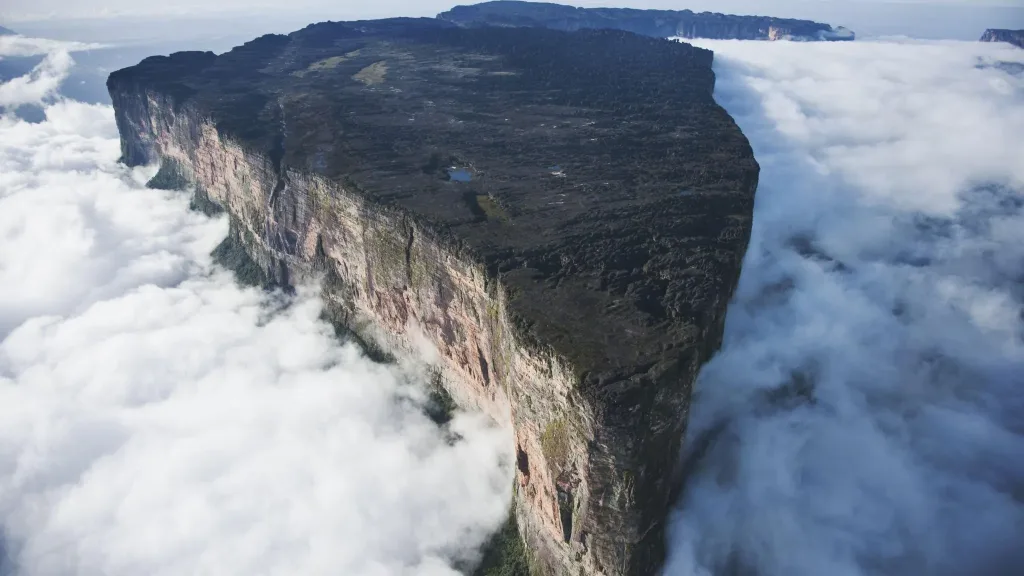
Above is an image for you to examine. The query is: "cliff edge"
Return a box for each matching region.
[439,0,854,41]
[107,18,758,576]
[981,29,1024,49]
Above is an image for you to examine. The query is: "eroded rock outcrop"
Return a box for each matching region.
[107,18,758,576]
[981,29,1024,49]
[439,0,854,41]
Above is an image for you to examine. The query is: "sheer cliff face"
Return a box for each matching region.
[438,0,854,41]
[981,29,1024,49]
[108,20,758,576]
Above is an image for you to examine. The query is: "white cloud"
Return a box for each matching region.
[666,39,1024,576]
[0,35,105,109]
[0,51,511,575]
[0,35,102,57]
[0,50,73,108]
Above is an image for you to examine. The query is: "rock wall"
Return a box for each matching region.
[109,87,695,576]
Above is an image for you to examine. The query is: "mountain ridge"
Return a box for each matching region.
[438,0,854,41]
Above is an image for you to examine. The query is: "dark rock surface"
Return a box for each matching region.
[108,18,758,576]
[439,0,854,41]
[108,18,756,381]
[981,29,1024,49]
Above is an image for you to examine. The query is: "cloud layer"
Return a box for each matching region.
[0,35,102,58]
[666,39,1024,576]
[0,35,103,109]
[0,51,70,108]
[0,42,511,576]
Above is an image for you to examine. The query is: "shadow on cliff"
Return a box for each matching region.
[664,39,1024,576]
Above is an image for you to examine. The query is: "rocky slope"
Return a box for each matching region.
[107,18,758,576]
[981,29,1024,48]
[439,0,854,41]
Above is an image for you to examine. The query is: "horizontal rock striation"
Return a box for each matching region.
[107,18,758,576]
[439,0,854,41]
[981,29,1024,49]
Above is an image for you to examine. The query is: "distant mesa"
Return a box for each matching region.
[981,29,1024,49]
[438,0,854,41]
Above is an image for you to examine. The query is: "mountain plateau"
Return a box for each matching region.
[108,17,758,576]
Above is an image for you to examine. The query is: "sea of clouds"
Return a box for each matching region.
[666,39,1024,576]
[0,40,511,576]
[2,28,1023,576]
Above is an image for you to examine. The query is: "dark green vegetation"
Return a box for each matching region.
[211,222,270,288]
[473,508,530,576]
[148,158,227,216]
[425,373,459,426]
[189,188,225,217]
[439,1,850,41]
[146,158,190,190]
[325,319,397,364]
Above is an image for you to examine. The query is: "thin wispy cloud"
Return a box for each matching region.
[666,39,1024,576]
[0,50,72,108]
[0,35,105,109]
[0,41,511,576]
[0,35,103,57]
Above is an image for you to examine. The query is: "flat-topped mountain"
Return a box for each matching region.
[108,17,758,576]
[981,29,1024,48]
[439,0,854,41]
